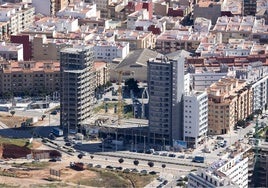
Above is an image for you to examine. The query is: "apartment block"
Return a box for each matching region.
[57,2,99,19]
[93,41,129,62]
[0,22,9,40]
[93,61,110,87]
[127,9,149,30]
[243,0,257,16]
[32,0,69,16]
[193,0,222,24]
[148,53,187,145]
[60,46,95,134]
[207,78,252,135]
[184,91,208,148]
[155,29,206,54]
[114,30,156,50]
[0,41,23,61]
[0,3,34,35]
[0,60,60,97]
[188,150,249,188]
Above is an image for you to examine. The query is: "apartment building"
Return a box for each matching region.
[114,30,156,50]
[207,78,252,135]
[93,41,129,62]
[236,61,268,112]
[57,2,99,19]
[0,60,60,97]
[93,61,110,87]
[155,29,206,54]
[148,53,187,146]
[184,91,208,148]
[0,3,34,35]
[0,42,23,61]
[0,22,9,40]
[243,0,257,16]
[193,0,222,24]
[60,46,95,134]
[127,9,149,30]
[188,150,249,188]
[252,140,268,187]
[32,0,69,16]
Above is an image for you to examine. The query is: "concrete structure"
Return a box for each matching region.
[0,60,60,97]
[93,61,110,87]
[0,42,23,61]
[207,78,252,135]
[10,34,31,61]
[0,2,34,35]
[184,91,208,148]
[32,0,69,16]
[60,46,95,133]
[148,52,188,146]
[243,0,257,16]
[188,150,249,188]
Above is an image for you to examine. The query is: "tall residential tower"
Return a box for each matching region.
[60,45,95,134]
[147,53,186,146]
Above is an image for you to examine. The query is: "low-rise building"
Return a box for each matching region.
[207,78,252,135]
[188,149,249,188]
[0,42,23,61]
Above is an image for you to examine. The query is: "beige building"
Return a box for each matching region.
[0,60,60,97]
[93,61,110,87]
[207,78,252,135]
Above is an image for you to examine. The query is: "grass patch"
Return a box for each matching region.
[12,161,49,169]
[0,137,32,148]
[79,168,154,188]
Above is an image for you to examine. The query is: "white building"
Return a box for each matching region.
[191,72,230,91]
[57,2,98,19]
[127,9,149,30]
[34,17,79,32]
[93,41,129,62]
[0,42,23,61]
[236,61,268,112]
[184,91,208,148]
[188,151,249,188]
[0,3,35,35]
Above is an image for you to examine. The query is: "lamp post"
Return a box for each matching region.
[143,135,146,153]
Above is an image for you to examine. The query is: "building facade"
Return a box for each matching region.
[60,46,95,134]
[188,150,249,188]
[148,54,185,145]
[184,91,208,148]
[207,78,252,135]
[0,60,60,97]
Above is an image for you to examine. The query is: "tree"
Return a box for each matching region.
[236,120,246,127]
[118,158,124,164]
[10,110,15,117]
[161,164,166,169]
[125,78,139,94]
[148,161,154,168]
[41,114,46,121]
[90,155,94,159]
[133,159,139,166]
[78,153,83,159]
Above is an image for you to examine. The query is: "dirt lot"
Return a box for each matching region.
[0,112,26,128]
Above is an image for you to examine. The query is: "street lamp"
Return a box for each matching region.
[143,135,146,153]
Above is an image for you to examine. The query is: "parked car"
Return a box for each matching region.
[50,110,58,115]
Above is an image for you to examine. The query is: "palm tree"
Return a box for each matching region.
[41,114,46,121]
[118,158,124,164]
[90,155,94,159]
